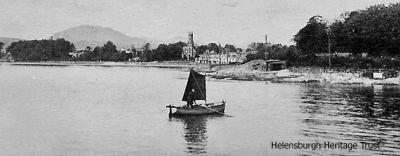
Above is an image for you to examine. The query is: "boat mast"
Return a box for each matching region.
[204,71,207,104]
[191,69,206,104]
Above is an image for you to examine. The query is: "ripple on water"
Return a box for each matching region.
[299,84,400,155]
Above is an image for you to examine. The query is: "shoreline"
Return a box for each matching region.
[3,61,212,71]
[2,61,399,85]
[211,69,400,85]
[208,60,400,85]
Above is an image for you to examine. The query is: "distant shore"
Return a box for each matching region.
[2,61,239,72]
[4,61,210,71]
[2,60,399,85]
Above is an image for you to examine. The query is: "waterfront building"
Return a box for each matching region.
[195,50,246,64]
[118,48,134,54]
[265,60,286,71]
[69,50,85,58]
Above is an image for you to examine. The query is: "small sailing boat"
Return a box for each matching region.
[166,69,226,116]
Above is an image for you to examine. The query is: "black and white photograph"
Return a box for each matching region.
[1,0,400,155]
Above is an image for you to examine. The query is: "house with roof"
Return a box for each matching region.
[195,50,246,64]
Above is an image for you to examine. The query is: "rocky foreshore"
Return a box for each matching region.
[210,60,400,85]
[274,72,400,85]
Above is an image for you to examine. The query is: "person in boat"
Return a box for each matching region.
[186,89,196,108]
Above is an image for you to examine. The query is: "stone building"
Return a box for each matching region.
[181,32,197,60]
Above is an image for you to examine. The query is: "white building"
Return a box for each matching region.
[69,50,85,58]
[195,50,246,64]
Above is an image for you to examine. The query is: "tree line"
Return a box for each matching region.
[244,42,300,66]
[76,41,187,62]
[139,42,186,62]
[292,3,400,68]
[75,41,128,62]
[4,39,245,62]
[294,3,400,57]
[0,42,4,58]
[7,39,75,61]
[0,42,4,52]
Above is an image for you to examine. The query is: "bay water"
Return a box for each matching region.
[0,64,399,155]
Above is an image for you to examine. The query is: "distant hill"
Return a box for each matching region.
[52,25,150,50]
[141,36,188,47]
[0,37,23,50]
[2,25,202,51]
[165,36,188,44]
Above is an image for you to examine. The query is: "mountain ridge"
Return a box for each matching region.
[52,25,150,50]
[1,25,199,51]
[0,37,24,49]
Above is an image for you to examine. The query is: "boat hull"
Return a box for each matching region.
[173,102,225,115]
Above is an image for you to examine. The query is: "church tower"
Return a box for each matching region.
[182,32,197,60]
[265,34,268,60]
[188,32,194,48]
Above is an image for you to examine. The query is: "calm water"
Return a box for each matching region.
[0,64,399,156]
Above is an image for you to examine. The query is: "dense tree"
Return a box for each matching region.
[92,46,102,61]
[329,19,348,53]
[167,42,186,59]
[152,44,168,61]
[245,53,257,61]
[174,41,187,48]
[0,42,4,58]
[294,15,328,56]
[245,43,299,66]
[139,42,186,62]
[334,4,400,56]
[224,44,236,52]
[85,46,91,52]
[207,43,220,53]
[290,3,400,67]
[195,43,236,54]
[196,45,208,55]
[296,3,400,57]
[285,45,300,64]
[101,41,118,61]
[111,52,120,62]
[0,42,4,52]
[7,39,75,61]
[140,43,152,62]
[76,46,98,61]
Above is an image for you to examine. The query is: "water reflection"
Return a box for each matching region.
[300,84,400,155]
[170,115,213,155]
[182,116,208,154]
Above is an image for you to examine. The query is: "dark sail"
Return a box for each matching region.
[182,69,206,101]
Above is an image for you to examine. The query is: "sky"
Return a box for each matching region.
[0,0,399,47]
